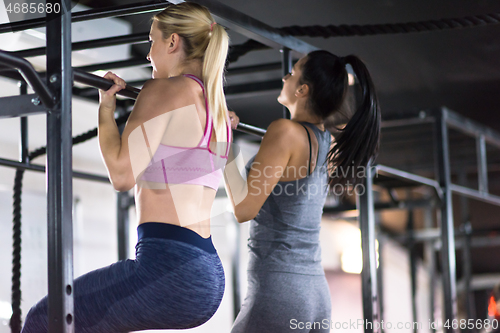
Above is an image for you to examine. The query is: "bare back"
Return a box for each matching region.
[133,76,223,238]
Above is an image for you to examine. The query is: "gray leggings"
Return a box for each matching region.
[22,223,225,333]
[231,270,331,333]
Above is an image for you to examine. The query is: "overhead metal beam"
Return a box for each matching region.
[0,1,171,34]
[443,107,500,150]
[228,62,282,75]
[375,165,443,198]
[449,184,500,206]
[0,0,318,56]
[190,0,318,55]
[225,79,282,97]
[323,199,435,214]
[11,32,149,59]
[76,58,150,73]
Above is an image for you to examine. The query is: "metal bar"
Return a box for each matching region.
[449,184,500,206]
[281,48,292,119]
[19,81,29,164]
[45,1,74,331]
[381,116,435,128]
[225,79,282,99]
[458,170,475,325]
[228,62,281,75]
[375,165,443,198]
[74,68,141,99]
[190,0,318,55]
[116,192,130,260]
[323,199,435,214]
[116,107,130,261]
[357,166,378,333]
[444,107,500,150]
[0,1,171,34]
[407,204,418,332]
[13,32,149,59]
[0,159,109,185]
[75,60,281,77]
[0,68,24,81]
[0,94,48,118]
[76,58,150,73]
[74,77,283,102]
[231,217,241,320]
[423,205,436,333]
[434,108,458,330]
[468,236,500,248]
[72,171,110,183]
[376,235,384,333]
[462,222,475,324]
[0,50,55,108]
[235,122,266,137]
[72,69,268,137]
[1,0,318,55]
[476,135,489,193]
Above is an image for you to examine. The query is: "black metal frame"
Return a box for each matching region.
[5,0,497,330]
[45,1,74,331]
[327,107,500,333]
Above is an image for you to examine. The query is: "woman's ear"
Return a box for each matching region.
[295,84,309,98]
[168,33,181,53]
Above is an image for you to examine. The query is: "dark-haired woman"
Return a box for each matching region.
[224,50,380,333]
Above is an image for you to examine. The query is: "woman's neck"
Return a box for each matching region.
[169,59,203,80]
[290,106,325,131]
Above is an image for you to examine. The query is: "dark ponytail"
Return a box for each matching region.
[299,51,381,187]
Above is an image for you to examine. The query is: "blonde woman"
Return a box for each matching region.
[22,2,233,332]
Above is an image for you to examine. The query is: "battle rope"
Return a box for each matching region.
[228,12,500,62]
[10,169,23,333]
[10,10,500,332]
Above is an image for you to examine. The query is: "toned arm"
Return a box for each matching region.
[98,78,191,192]
[224,118,297,223]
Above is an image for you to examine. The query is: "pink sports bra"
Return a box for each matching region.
[139,74,232,190]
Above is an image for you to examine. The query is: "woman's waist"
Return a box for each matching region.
[136,186,215,220]
[137,222,216,254]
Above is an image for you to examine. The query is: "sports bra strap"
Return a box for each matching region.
[182,74,231,155]
[183,74,212,148]
[300,123,312,176]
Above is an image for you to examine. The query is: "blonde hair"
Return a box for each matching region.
[153,2,230,143]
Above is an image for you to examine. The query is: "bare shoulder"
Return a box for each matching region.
[137,77,198,113]
[265,118,305,142]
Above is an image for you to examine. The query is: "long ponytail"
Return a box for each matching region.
[298,50,380,187]
[153,2,230,143]
[203,22,229,144]
[326,55,380,187]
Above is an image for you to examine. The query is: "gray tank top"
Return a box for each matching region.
[244,122,331,275]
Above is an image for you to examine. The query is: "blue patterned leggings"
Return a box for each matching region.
[22,223,225,333]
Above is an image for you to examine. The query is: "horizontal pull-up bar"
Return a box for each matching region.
[0,49,267,137]
[0,49,55,108]
[73,68,141,99]
[73,68,267,137]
